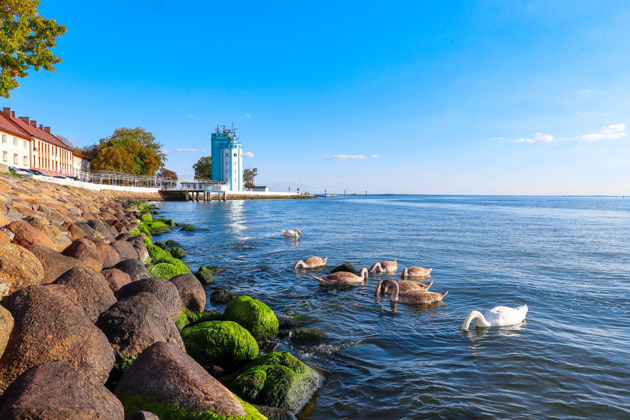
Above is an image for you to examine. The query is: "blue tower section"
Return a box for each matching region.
[211,125,243,191]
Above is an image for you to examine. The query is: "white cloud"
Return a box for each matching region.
[327,154,368,161]
[534,133,554,142]
[371,154,379,158]
[243,151,255,158]
[515,138,536,143]
[572,123,627,141]
[244,113,251,118]
[165,148,208,154]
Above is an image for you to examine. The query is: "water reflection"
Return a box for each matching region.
[462,321,527,342]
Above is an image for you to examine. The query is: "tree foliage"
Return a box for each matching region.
[193,156,212,180]
[0,0,66,97]
[244,167,258,189]
[158,168,178,180]
[91,127,164,175]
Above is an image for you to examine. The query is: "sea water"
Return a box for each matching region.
[154,195,630,419]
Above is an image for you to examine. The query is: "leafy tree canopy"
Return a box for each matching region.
[0,0,66,97]
[158,168,178,180]
[193,156,212,180]
[99,127,166,168]
[244,167,258,189]
[91,127,164,175]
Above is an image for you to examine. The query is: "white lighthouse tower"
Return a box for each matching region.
[210,125,243,191]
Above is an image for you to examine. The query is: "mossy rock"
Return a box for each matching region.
[155,241,171,251]
[229,352,323,413]
[147,244,172,263]
[143,235,153,247]
[153,217,175,227]
[176,309,222,330]
[121,394,266,420]
[155,256,191,273]
[128,229,140,236]
[140,213,153,223]
[138,224,152,238]
[211,289,235,305]
[170,247,187,259]
[286,328,326,346]
[147,263,190,280]
[165,240,181,248]
[181,321,259,376]
[223,296,279,341]
[180,224,196,232]
[145,221,172,235]
[196,267,215,285]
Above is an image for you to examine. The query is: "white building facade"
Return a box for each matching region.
[210,125,243,192]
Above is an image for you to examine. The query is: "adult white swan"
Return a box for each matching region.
[293,256,328,270]
[461,305,528,331]
[283,229,301,239]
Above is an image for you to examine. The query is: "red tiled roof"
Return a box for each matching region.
[0,111,31,140]
[7,113,71,151]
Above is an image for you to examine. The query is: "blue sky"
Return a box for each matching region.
[3,0,630,194]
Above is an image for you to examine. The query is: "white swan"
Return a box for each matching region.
[461,305,528,331]
[283,229,301,239]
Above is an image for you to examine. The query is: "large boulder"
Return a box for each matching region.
[0,361,124,420]
[0,284,115,392]
[87,219,115,241]
[117,278,183,322]
[62,237,103,272]
[114,259,150,282]
[0,305,13,359]
[229,352,324,413]
[114,342,264,419]
[26,244,83,283]
[127,235,149,263]
[102,268,132,294]
[111,239,139,261]
[195,266,216,285]
[53,266,117,323]
[96,292,184,370]
[0,243,45,293]
[86,236,121,268]
[223,295,280,341]
[7,220,57,250]
[180,320,259,377]
[170,273,206,312]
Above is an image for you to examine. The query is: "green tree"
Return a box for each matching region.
[193,156,212,179]
[91,146,136,173]
[0,0,66,97]
[99,127,166,169]
[244,167,258,189]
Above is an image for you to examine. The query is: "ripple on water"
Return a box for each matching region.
[155,196,630,419]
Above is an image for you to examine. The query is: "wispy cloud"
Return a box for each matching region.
[244,113,251,118]
[243,151,255,158]
[326,154,379,161]
[515,133,554,144]
[571,123,627,141]
[165,148,208,154]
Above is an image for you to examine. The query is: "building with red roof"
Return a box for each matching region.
[0,107,90,176]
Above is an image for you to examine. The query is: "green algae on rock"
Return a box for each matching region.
[180,321,259,376]
[176,309,222,330]
[196,266,216,284]
[180,224,197,232]
[170,246,188,259]
[229,352,323,414]
[223,296,279,341]
[147,244,172,263]
[144,221,172,235]
[147,262,190,280]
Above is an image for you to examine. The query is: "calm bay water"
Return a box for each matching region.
[154,195,630,419]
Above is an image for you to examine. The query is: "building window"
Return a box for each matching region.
[225,152,228,157]
[13,154,18,164]
[234,153,237,157]
[13,137,17,146]
[2,151,6,161]
[23,140,27,149]
[1,134,6,143]
[23,156,27,165]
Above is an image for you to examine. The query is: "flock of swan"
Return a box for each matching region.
[285,231,528,331]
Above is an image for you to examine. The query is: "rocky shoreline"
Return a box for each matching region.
[0,174,322,419]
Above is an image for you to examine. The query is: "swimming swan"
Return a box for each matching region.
[460,305,528,331]
[313,268,369,285]
[294,256,328,270]
[382,279,447,304]
[401,266,433,278]
[375,279,433,295]
[283,229,301,238]
[369,260,398,274]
